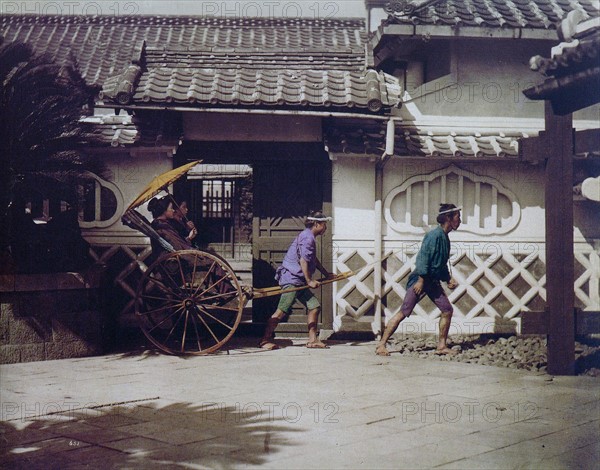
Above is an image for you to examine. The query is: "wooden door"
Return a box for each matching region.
[252,160,332,334]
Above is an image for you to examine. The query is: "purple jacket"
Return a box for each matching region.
[275,228,317,286]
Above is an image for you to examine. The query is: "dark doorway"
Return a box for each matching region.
[175,141,333,334]
[186,165,253,260]
[252,159,332,334]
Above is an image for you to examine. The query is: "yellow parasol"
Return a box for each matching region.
[126,160,202,211]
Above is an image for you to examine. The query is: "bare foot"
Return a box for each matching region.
[375,345,391,356]
[259,340,279,350]
[435,347,457,355]
[306,340,329,349]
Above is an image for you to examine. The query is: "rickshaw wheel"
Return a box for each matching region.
[135,249,245,355]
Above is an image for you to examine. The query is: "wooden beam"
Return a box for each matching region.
[520,128,598,162]
[521,309,600,335]
[519,133,545,161]
[544,101,575,375]
[576,310,600,336]
[521,310,548,335]
[575,129,600,156]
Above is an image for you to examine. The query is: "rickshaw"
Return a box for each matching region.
[122,161,352,355]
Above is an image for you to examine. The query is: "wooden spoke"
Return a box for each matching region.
[175,255,188,292]
[164,308,186,344]
[190,310,203,351]
[193,307,220,344]
[201,304,240,312]
[196,290,238,303]
[196,274,231,299]
[192,261,216,297]
[136,250,245,355]
[140,303,182,317]
[145,276,174,295]
[196,306,234,331]
[141,294,180,304]
[181,310,189,353]
[147,305,185,333]
[158,263,183,292]
[190,253,199,292]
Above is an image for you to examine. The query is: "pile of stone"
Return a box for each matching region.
[390,334,600,376]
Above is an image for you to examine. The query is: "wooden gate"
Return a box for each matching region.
[253,160,332,334]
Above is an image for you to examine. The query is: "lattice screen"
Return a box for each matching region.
[333,242,600,333]
[89,244,152,316]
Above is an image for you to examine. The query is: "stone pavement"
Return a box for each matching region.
[1,338,598,469]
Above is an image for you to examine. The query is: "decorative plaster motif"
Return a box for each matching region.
[78,173,124,229]
[384,165,521,235]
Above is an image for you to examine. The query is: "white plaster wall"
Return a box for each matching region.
[333,158,549,242]
[332,156,600,332]
[383,160,546,241]
[81,151,173,246]
[395,38,600,124]
[332,157,376,241]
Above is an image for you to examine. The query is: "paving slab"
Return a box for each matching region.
[1,339,598,469]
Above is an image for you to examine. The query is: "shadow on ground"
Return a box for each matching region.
[110,327,371,360]
[1,401,303,469]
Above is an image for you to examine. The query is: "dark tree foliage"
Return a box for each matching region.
[0,37,103,272]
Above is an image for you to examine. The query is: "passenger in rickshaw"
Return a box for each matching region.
[168,198,197,244]
[148,196,197,250]
[147,196,235,295]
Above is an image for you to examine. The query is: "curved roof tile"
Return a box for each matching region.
[325,121,524,157]
[1,15,369,86]
[383,0,598,29]
[116,67,400,110]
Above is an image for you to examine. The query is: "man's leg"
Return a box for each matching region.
[431,286,455,354]
[260,309,286,349]
[306,307,327,348]
[302,291,327,348]
[436,311,454,354]
[375,287,419,356]
[375,312,406,356]
[260,287,295,349]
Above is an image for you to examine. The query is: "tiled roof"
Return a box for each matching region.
[81,114,181,148]
[324,121,523,157]
[382,0,599,29]
[2,14,401,113]
[529,31,600,77]
[113,68,401,111]
[143,48,365,70]
[0,15,368,86]
[524,15,600,112]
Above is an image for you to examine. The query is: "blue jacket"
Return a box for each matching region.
[407,226,451,288]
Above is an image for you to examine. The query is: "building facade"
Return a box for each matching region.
[2,1,598,338]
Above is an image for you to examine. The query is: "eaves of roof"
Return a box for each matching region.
[324,121,523,158]
[381,0,599,30]
[100,66,402,113]
[369,0,599,44]
[524,17,600,113]
[81,114,181,148]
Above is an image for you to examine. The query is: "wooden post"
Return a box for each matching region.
[321,159,334,331]
[544,101,575,375]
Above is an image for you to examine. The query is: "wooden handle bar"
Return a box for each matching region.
[252,271,354,299]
